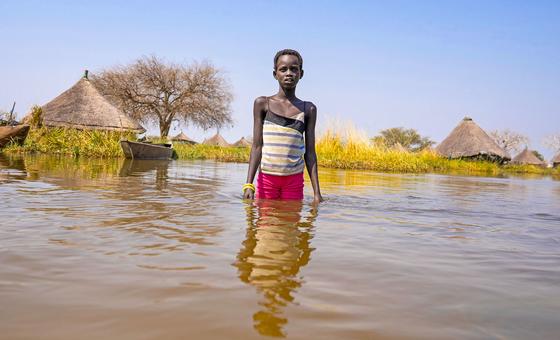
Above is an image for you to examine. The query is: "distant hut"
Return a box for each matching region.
[511,148,546,167]
[436,117,510,162]
[171,131,197,144]
[232,137,252,148]
[203,132,229,147]
[553,152,560,168]
[38,71,145,133]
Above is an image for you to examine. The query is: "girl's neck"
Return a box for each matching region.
[276,86,298,101]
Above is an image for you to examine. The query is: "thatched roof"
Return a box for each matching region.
[436,117,510,160]
[511,148,546,166]
[171,131,197,144]
[203,133,229,147]
[39,75,145,133]
[232,137,251,147]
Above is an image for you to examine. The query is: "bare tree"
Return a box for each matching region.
[543,134,560,153]
[489,129,529,155]
[92,56,233,138]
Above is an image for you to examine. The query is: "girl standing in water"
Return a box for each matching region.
[243,49,323,203]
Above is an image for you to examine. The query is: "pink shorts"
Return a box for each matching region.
[256,172,304,200]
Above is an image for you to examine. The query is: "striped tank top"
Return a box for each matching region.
[261,99,306,176]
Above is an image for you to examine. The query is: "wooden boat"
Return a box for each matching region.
[120,140,174,160]
[0,124,30,148]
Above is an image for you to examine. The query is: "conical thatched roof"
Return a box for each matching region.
[232,137,252,147]
[552,152,560,167]
[203,132,229,147]
[511,148,546,166]
[39,74,145,133]
[436,117,510,160]
[171,131,197,144]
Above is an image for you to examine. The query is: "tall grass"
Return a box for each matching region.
[4,127,134,157]
[315,120,556,176]
[316,120,438,172]
[174,143,250,162]
[3,124,559,177]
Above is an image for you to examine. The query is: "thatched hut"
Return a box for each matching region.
[38,72,145,133]
[551,152,560,168]
[203,132,229,147]
[436,117,510,162]
[511,148,546,167]
[232,137,251,148]
[171,131,197,144]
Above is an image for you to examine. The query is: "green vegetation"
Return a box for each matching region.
[532,150,545,161]
[3,127,135,157]
[28,105,43,128]
[3,126,559,177]
[174,143,249,162]
[372,127,435,152]
[319,130,504,174]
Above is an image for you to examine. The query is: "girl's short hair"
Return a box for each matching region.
[274,49,303,70]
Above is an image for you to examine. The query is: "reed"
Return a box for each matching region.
[3,127,134,157]
[314,121,553,176]
[3,125,558,176]
[174,143,250,162]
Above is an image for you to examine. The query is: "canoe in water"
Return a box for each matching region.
[0,124,30,148]
[120,140,174,160]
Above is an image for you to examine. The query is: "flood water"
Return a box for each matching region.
[1,154,560,339]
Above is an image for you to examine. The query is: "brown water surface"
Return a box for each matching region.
[1,154,560,339]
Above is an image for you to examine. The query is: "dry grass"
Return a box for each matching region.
[174,143,249,162]
[3,124,559,177]
[315,120,555,176]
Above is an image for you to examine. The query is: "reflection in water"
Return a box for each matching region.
[1,154,227,261]
[118,159,171,176]
[0,153,26,170]
[119,159,171,191]
[3,154,560,339]
[0,153,124,184]
[0,153,27,182]
[234,200,318,337]
[318,167,410,193]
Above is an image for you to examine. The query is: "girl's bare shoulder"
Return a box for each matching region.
[254,96,268,107]
[253,96,268,115]
[304,100,317,118]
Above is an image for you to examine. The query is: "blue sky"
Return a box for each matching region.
[1,1,559,158]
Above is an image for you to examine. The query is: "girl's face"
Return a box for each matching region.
[274,55,303,89]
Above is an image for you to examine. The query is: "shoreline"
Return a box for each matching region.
[2,127,558,178]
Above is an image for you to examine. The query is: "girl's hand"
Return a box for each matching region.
[243,188,255,199]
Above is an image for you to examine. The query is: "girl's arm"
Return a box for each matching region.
[243,97,267,199]
[304,102,323,204]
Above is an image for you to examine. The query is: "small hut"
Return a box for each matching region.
[550,152,560,168]
[203,132,229,147]
[232,137,252,148]
[436,117,510,162]
[511,148,546,167]
[171,131,197,144]
[38,71,145,133]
